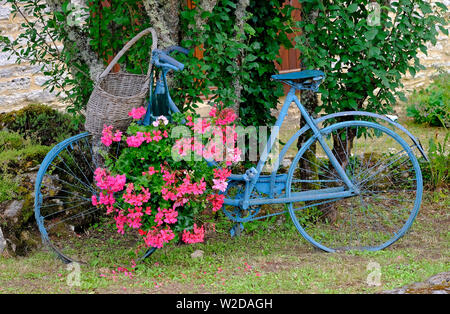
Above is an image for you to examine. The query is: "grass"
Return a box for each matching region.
[0,190,448,294]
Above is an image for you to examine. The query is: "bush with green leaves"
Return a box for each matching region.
[420,133,449,190]
[406,73,450,128]
[0,104,81,145]
[295,0,448,119]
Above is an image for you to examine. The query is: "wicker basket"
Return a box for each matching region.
[85,27,158,135]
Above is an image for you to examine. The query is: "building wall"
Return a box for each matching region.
[401,0,450,92]
[0,1,59,113]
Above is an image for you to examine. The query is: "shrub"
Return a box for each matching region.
[420,133,449,190]
[0,104,81,145]
[0,131,28,153]
[406,73,450,127]
[0,143,50,172]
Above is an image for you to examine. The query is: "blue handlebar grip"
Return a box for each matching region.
[164,46,190,55]
[158,52,185,71]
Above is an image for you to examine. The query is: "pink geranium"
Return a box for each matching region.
[182,224,205,244]
[212,178,228,192]
[101,125,122,147]
[92,105,242,251]
[128,107,147,120]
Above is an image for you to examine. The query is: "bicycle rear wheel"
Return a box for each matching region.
[286,121,423,252]
[34,132,140,263]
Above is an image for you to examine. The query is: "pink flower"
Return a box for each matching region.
[93,168,126,192]
[182,224,205,244]
[154,208,165,226]
[123,183,151,207]
[152,130,163,142]
[214,168,232,181]
[163,208,178,224]
[212,179,228,192]
[192,118,211,135]
[207,194,225,212]
[144,226,175,248]
[128,106,147,120]
[101,125,122,147]
[144,132,153,143]
[126,132,145,147]
[209,107,217,118]
[113,130,122,141]
[216,108,237,125]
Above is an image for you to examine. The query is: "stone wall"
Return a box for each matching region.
[0,1,59,113]
[0,1,448,113]
[401,0,450,92]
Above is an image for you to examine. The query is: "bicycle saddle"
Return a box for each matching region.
[271,69,325,81]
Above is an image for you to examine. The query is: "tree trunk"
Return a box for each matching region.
[231,0,250,117]
[143,0,181,49]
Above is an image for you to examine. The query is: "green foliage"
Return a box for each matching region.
[0,104,81,145]
[87,0,154,75]
[175,0,292,126]
[295,0,448,117]
[406,73,450,127]
[0,143,50,171]
[0,131,27,153]
[421,133,449,189]
[0,175,19,203]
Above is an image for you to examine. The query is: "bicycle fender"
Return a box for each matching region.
[314,111,429,162]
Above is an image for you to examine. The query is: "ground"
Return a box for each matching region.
[0,189,448,294]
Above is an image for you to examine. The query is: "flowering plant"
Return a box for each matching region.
[91,105,240,250]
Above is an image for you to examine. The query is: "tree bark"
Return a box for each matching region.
[142,0,181,49]
[231,0,250,117]
[45,0,105,81]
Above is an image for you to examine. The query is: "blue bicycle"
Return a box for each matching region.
[34,41,426,263]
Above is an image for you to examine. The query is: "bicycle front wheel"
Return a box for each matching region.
[34,132,139,264]
[286,121,423,252]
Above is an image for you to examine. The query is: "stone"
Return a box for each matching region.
[0,65,40,78]
[0,51,17,66]
[0,226,6,254]
[191,250,204,259]
[34,75,51,86]
[281,158,292,167]
[0,77,31,92]
[427,272,450,286]
[4,200,25,219]
[0,7,10,20]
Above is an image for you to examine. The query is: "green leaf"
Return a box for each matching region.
[364,29,378,41]
[347,3,359,13]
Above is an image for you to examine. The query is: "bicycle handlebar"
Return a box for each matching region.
[163,46,190,56]
[153,49,185,71]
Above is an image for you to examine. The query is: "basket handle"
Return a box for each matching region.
[98,27,158,81]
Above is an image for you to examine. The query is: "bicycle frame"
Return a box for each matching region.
[224,83,358,211]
